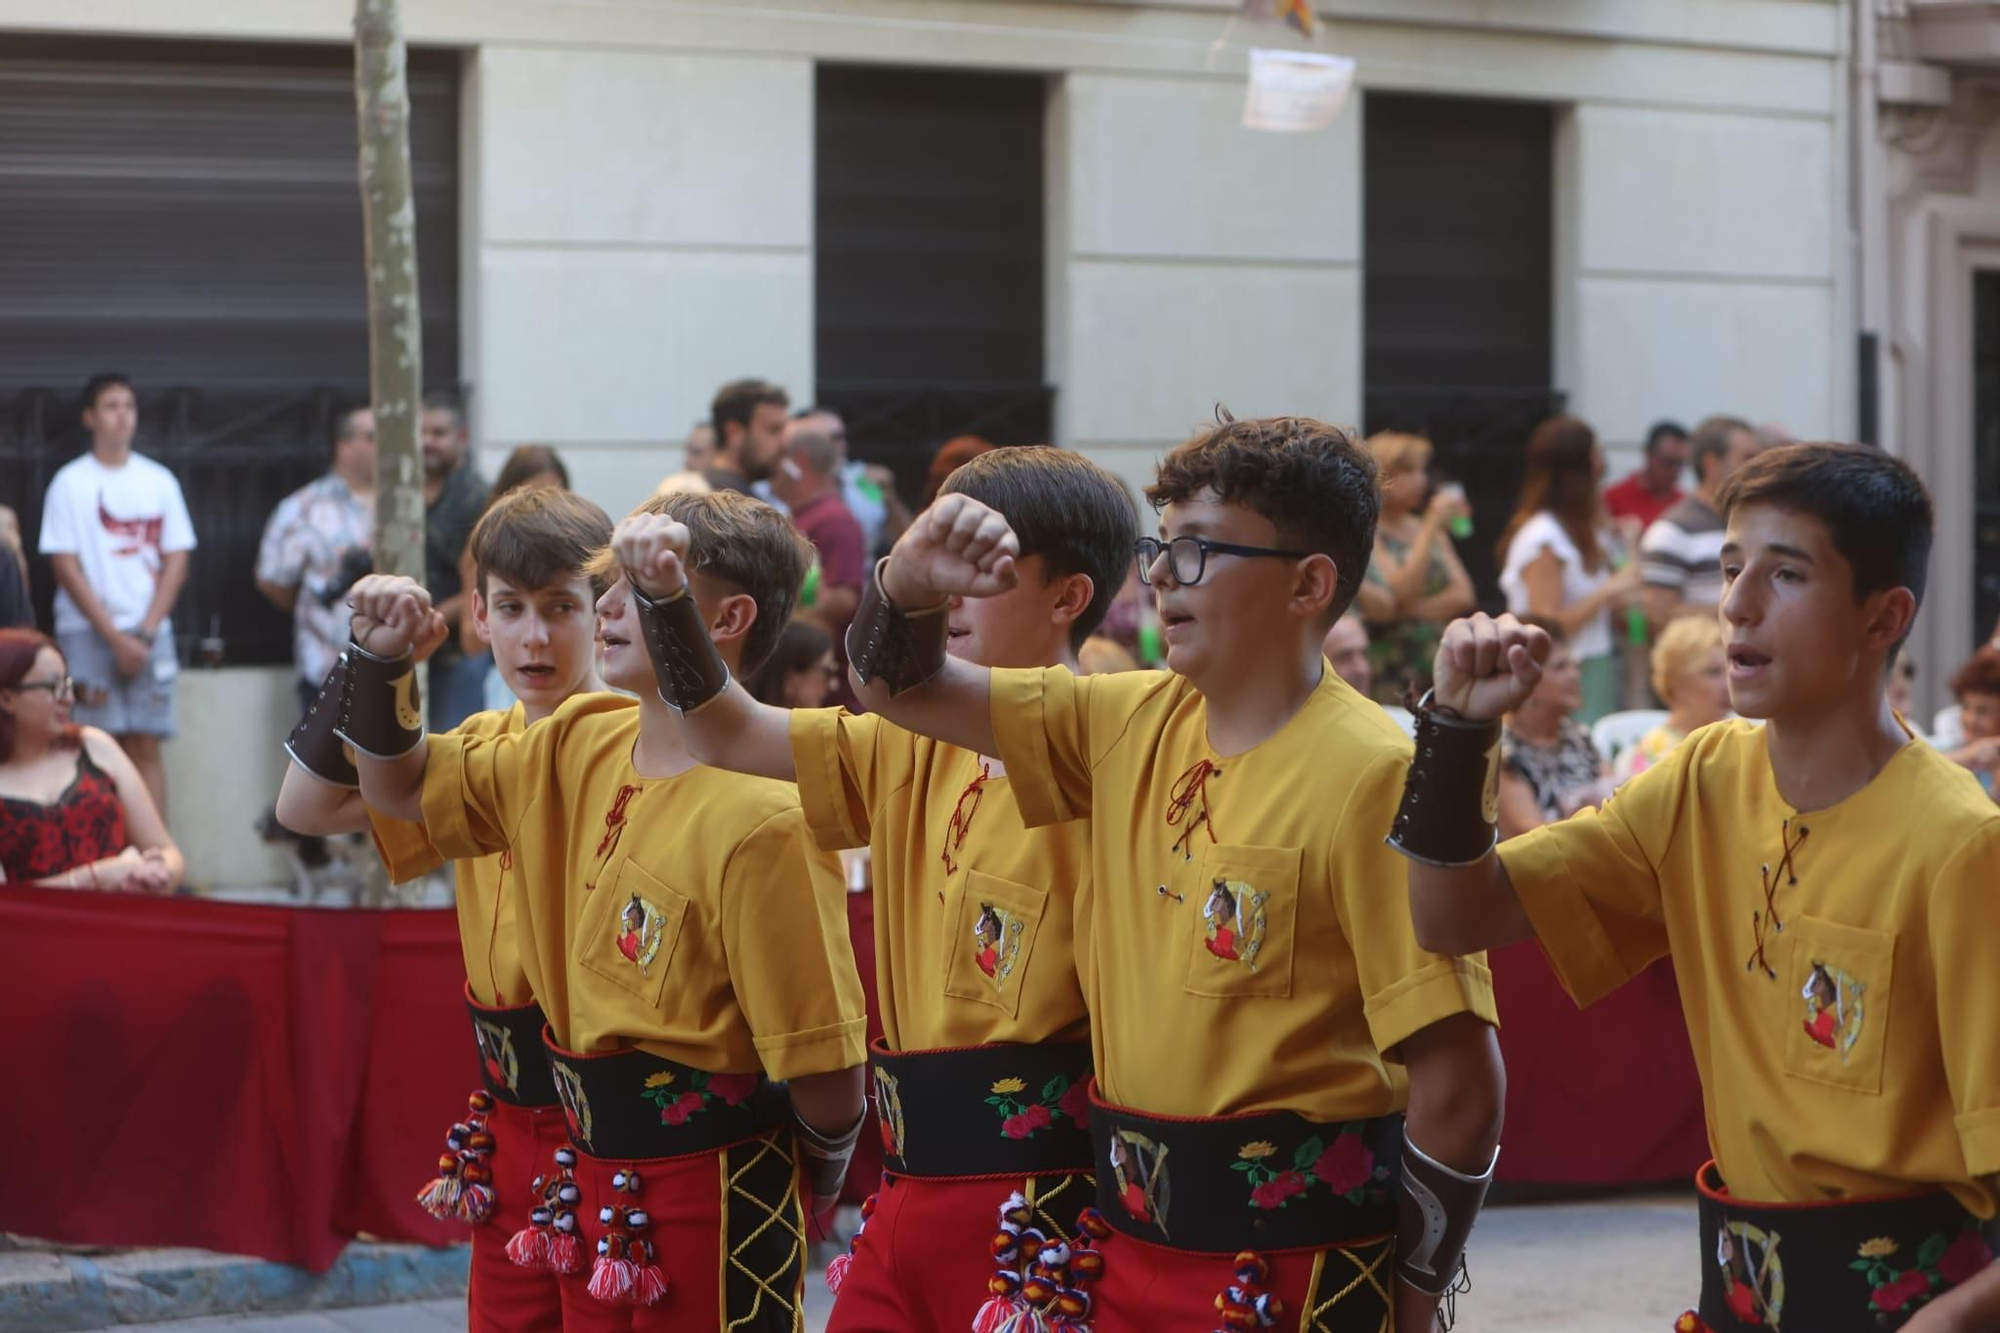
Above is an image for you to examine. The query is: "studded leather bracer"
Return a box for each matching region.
[1396,1132,1497,1296]
[334,639,424,760]
[630,584,730,714]
[1385,692,1504,867]
[285,653,358,787]
[845,559,948,697]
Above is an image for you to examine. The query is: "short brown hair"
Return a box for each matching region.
[1717,443,1932,614]
[940,446,1137,650]
[1951,647,2000,700]
[469,486,614,599]
[586,490,813,674]
[1146,413,1378,619]
[711,378,788,439]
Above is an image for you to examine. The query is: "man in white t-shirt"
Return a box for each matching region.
[38,374,197,814]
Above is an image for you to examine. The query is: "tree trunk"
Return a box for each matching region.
[353,0,426,906]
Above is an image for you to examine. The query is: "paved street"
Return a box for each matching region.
[88,1194,1696,1331]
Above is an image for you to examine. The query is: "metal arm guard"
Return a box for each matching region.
[333,639,424,760]
[1396,1132,1497,1296]
[793,1107,865,1203]
[285,653,358,787]
[1385,692,1504,867]
[845,559,948,697]
[631,584,730,714]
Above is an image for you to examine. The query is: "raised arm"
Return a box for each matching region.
[1393,614,1549,956]
[846,494,1020,757]
[338,575,447,824]
[606,512,801,780]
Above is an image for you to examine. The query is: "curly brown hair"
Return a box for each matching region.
[1145,413,1379,619]
[1950,647,2000,701]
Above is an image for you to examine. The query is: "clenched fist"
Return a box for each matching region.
[611,512,693,602]
[347,575,444,660]
[880,493,1020,609]
[1431,613,1552,722]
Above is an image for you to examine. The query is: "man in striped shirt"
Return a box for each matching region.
[1640,415,1762,632]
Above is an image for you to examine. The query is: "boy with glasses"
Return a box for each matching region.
[831,415,1504,1332]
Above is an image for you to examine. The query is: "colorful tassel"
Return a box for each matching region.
[825,1252,854,1294]
[547,1226,584,1275]
[971,1293,1017,1332]
[588,1253,638,1304]
[506,1220,549,1268]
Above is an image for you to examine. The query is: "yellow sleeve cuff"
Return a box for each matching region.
[1957,1106,2000,1179]
[753,1017,869,1082]
[790,708,866,852]
[990,668,1070,830]
[1498,832,1633,1010]
[1365,955,1499,1056]
[419,733,491,863]
[366,808,443,885]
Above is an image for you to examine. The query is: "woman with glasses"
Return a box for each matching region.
[746,619,842,710]
[0,628,182,891]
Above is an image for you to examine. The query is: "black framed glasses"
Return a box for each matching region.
[1134,535,1314,587]
[13,674,73,699]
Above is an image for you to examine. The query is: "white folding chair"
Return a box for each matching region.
[1591,709,1669,766]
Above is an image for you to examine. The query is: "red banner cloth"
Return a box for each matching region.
[0,888,471,1271]
[1488,941,1710,1186]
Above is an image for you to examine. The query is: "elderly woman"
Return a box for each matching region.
[1612,617,1732,784]
[1353,431,1474,703]
[1496,618,1611,839]
[0,629,183,891]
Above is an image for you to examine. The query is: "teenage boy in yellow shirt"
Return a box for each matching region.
[1399,444,2000,1332]
[279,485,611,1333]
[338,490,868,1332]
[823,416,1505,1333]
[609,446,1136,1331]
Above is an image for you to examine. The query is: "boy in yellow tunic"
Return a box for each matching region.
[338,490,868,1333]
[837,416,1505,1333]
[277,485,611,1333]
[618,446,1137,1331]
[1399,444,2000,1332]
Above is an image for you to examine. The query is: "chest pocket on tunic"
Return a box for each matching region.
[1183,843,1299,1000]
[580,859,690,1011]
[943,870,1048,1018]
[1782,915,1895,1096]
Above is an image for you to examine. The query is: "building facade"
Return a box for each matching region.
[1,0,1892,883]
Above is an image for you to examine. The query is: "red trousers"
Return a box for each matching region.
[467,1100,570,1333]
[1089,1229,1398,1333]
[553,1130,806,1333]
[825,1171,1095,1333]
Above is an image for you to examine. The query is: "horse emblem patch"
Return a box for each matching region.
[971,902,1025,990]
[615,894,668,974]
[1202,879,1270,970]
[1801,960,1866,1063]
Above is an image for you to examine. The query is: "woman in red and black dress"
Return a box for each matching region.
[0,629,183,891]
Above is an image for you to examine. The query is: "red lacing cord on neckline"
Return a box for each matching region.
[940,761,992,887]
[1167,758,1222,861]
[585,784,643,892]
[1746,818,1809,980]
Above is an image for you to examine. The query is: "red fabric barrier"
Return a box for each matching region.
[1489,941,1710,1187]
[0,888,469,1271]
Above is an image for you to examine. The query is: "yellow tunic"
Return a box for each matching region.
[371,704,527,1006]
[418,692,867,1081]
[1499,720,2000,1215]
[989,665,1496,1121]
[789,708,1090,1051]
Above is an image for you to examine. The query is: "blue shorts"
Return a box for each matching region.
[60,627,178,738]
